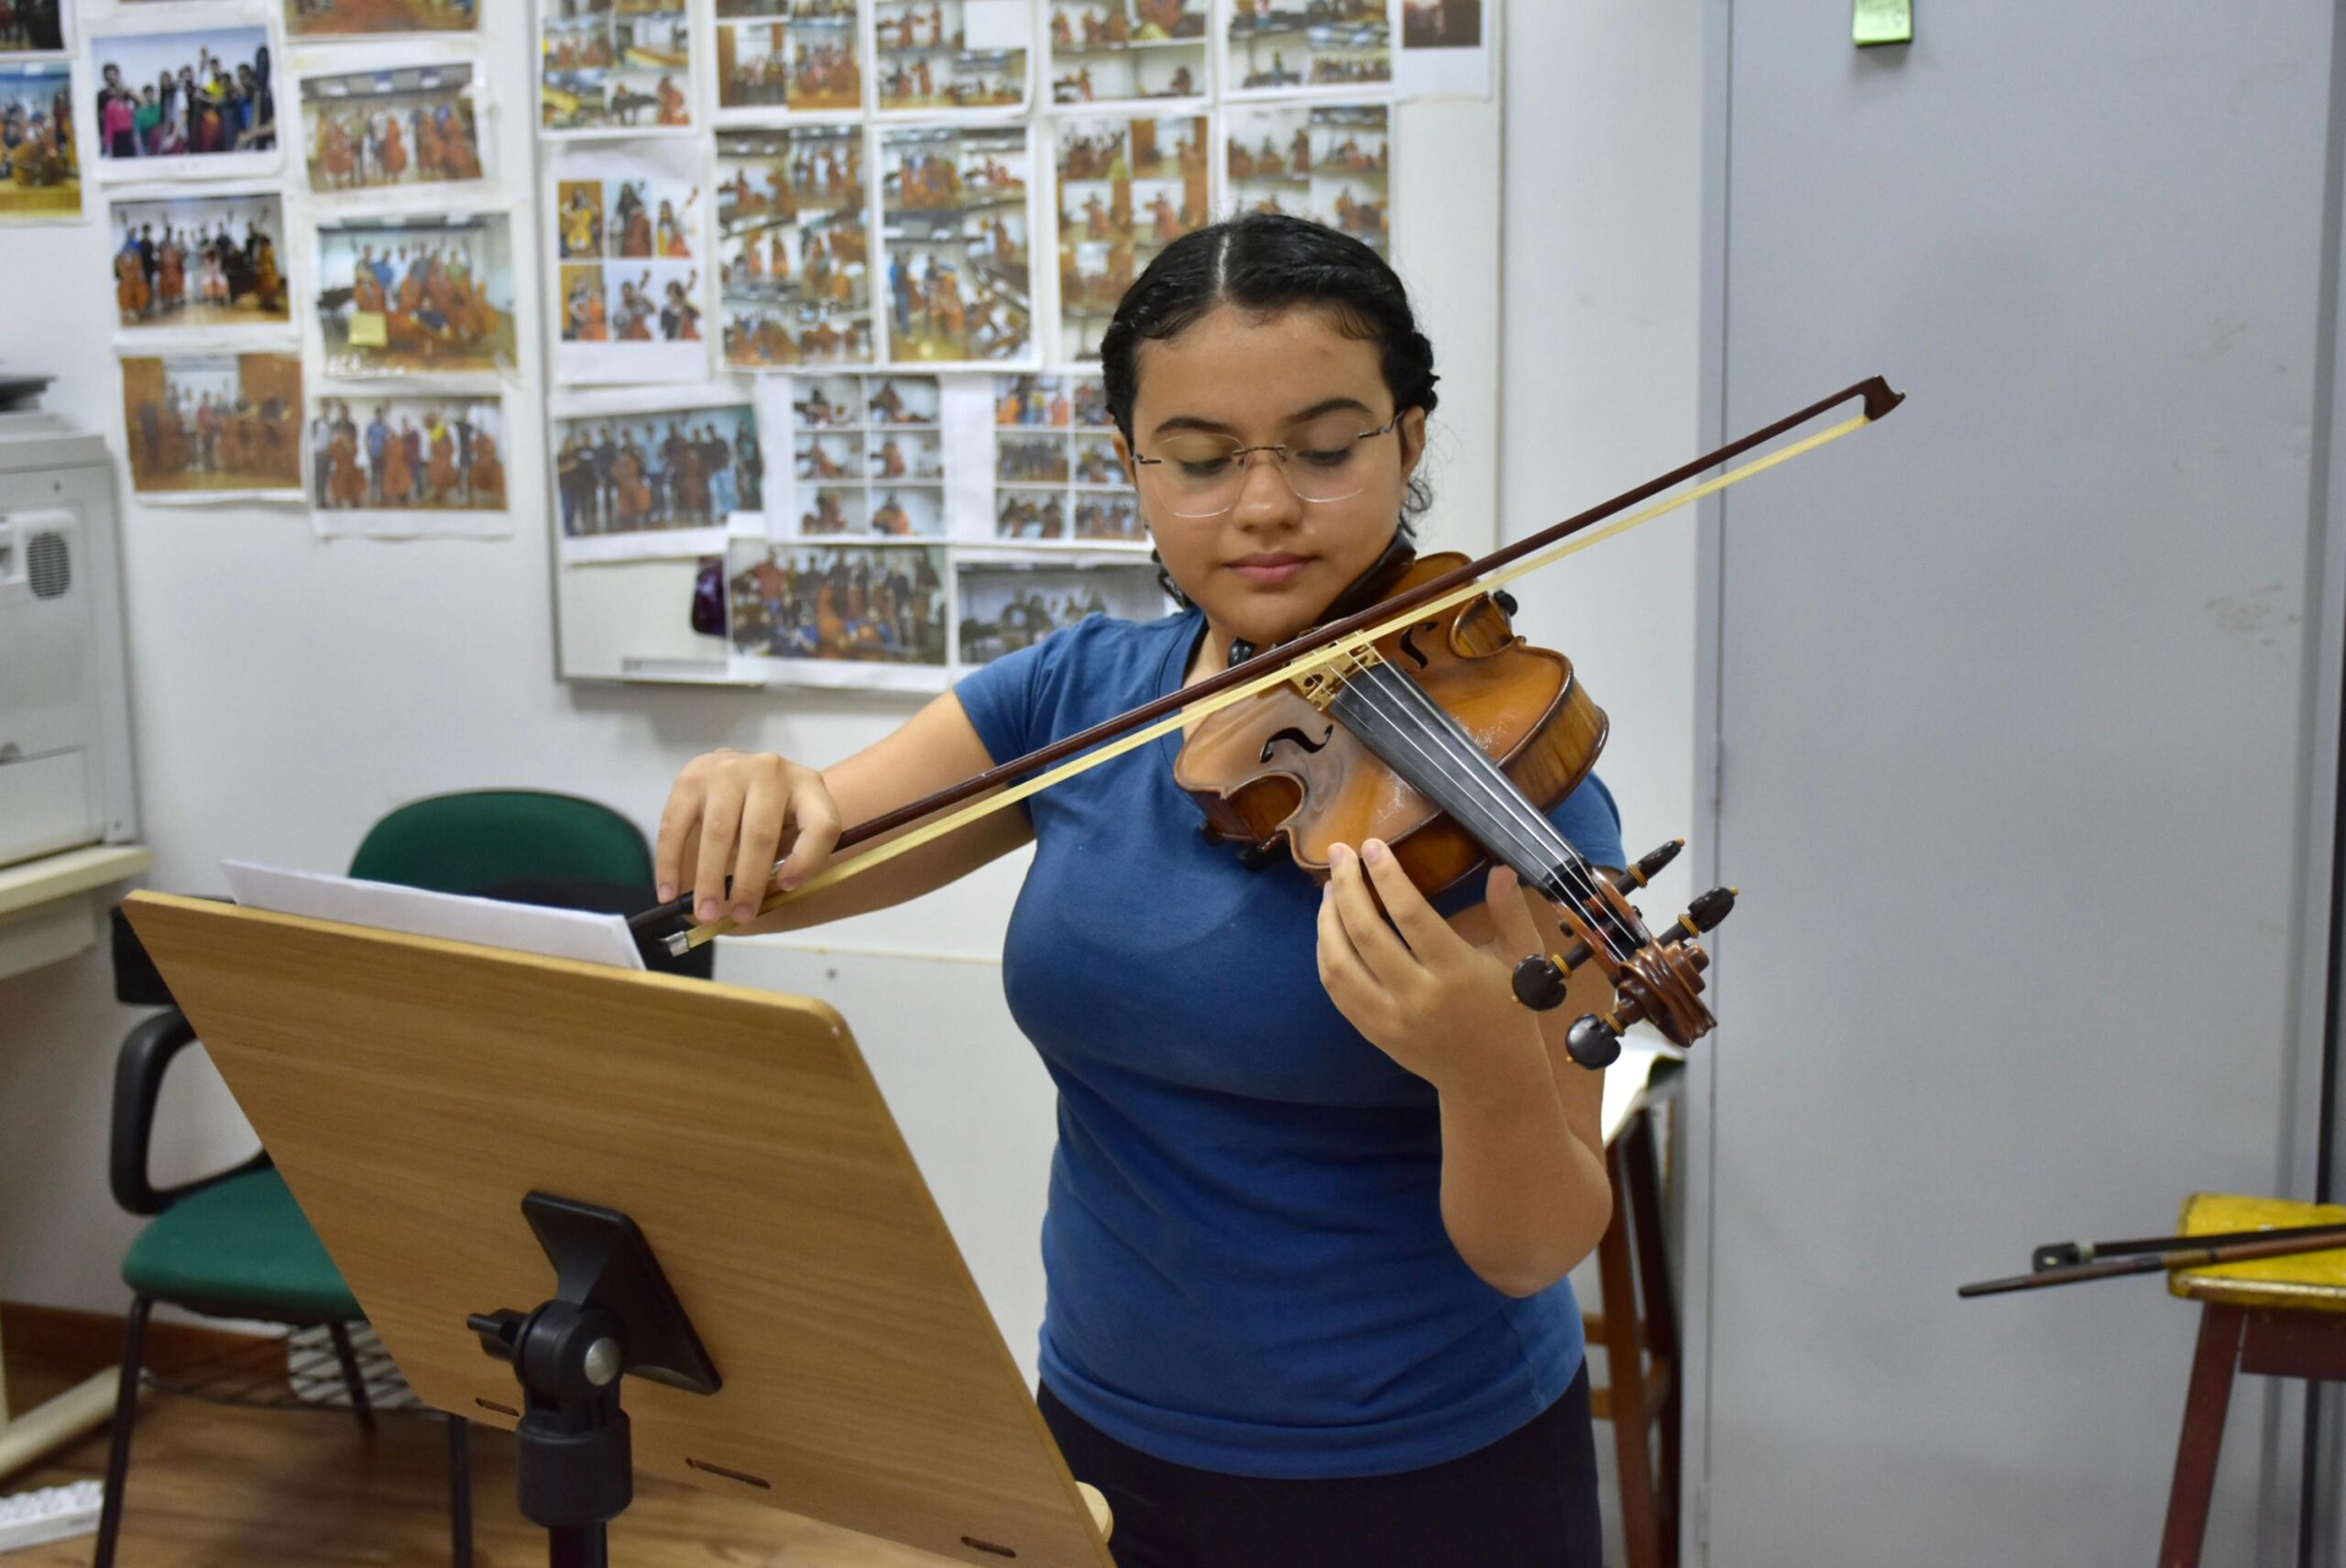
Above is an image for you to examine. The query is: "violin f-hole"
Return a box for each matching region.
[1259,724,1336,763]
[1397,620,1441,668]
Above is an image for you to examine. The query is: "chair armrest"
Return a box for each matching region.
[110,1007,270,1216]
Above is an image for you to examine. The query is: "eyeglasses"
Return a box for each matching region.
[1131,414,1401,519]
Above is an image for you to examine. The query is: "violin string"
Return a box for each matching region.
[1332,660,1634,969]
[1332,665,1631,970]
[1342,658,1630,961]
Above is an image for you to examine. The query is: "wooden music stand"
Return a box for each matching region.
[120,890,1115,1568]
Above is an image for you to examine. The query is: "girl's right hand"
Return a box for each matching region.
[655,749,843,927]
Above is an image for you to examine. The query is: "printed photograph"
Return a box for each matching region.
[542,2,691,133]
[1224,103,1387,254]
[287,0,477,38]
[1226,0,1388,92]
[556,171,704,345]
[718,126,872,367]
[873,0,1024,112]
[308,395,505,512]
[314,214,517,376]
[728,540,948,665]
[955,555,1163,664]
[716,4,861,114]
[301,63,481,192]
[786,371,943,537]
[0,61,76,218]
[91,28,277,167]
[880,123,1031,362]
[1057,113,1206,356]
[0,0,64,55]
[1401,0,1477,48]
[120,352,302,495]
[554,403,762,536]
[994,371,1140,543]
[110,192,289,331]
[1048,0,1205,104]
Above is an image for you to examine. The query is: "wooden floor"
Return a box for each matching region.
[4,1337,970,1567]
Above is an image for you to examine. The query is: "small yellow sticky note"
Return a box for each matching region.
[1854,0,1911,46]
[347,311,388,347]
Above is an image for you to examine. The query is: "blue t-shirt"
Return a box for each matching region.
[955,609,1626,1479]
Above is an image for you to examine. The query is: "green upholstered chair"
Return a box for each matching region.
[94,790,669,1566]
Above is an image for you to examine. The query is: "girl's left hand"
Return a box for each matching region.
[1317,838,1551,1097]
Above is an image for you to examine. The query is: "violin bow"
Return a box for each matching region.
[636,375,1906,955]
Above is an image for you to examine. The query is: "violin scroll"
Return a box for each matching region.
[1508,838,1739,1069]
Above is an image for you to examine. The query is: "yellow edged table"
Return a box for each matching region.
[2159,1193,2346,1568]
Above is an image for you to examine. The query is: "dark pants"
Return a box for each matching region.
[1037,1364,1603,1568]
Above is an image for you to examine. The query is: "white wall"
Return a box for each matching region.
[1496,0,1703,916]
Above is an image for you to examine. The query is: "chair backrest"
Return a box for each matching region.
[347,790,654,894]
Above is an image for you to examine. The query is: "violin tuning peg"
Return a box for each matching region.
[1566,1013,1624,1070]
[1609,839,1686,891]
[1511,954,1569,1012]
[1491,589,1518,617]
[1682,885,1738,937]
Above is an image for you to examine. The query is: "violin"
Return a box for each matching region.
[634,376,1906,1071]
[1176,538,1719,1069]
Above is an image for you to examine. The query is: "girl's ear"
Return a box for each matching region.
[1398,406,1429,481]
[1111,426,1140,488]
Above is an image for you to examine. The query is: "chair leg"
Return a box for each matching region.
[1598,1140,1663,1568]
[1623,1109,1681,1567]
[447,1415,474,1568]
[324,1321,377,1436]
[2159,1303,2245,1568]
[92,1297,152,1568]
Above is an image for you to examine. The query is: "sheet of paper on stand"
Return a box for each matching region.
[221,860,645,970]
[1601,1041,1668,1146]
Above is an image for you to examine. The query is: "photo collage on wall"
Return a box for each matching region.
[38,0,1430,650]
[516,0,1420,683]
[718,366,1165,687]
[52,0,521,534]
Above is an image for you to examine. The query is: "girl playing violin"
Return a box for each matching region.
[657,213,1616,1568]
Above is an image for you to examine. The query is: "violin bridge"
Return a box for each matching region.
[1291,641,1385,711]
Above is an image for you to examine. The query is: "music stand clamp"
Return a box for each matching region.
[467,1192,722,1568]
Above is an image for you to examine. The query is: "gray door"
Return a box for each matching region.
[1694,3,2341,1563]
